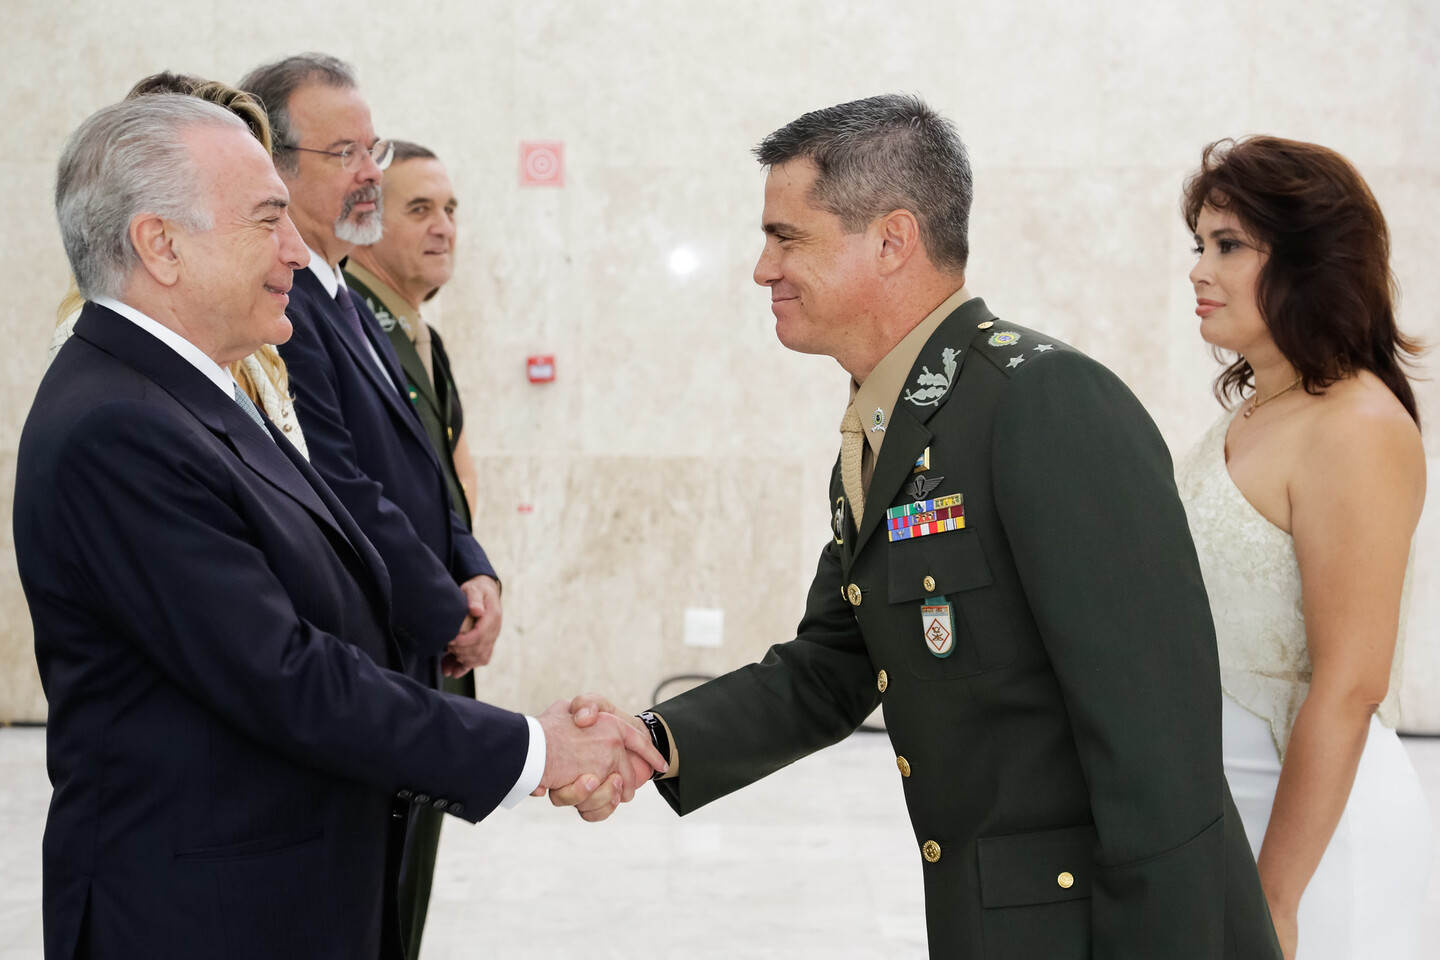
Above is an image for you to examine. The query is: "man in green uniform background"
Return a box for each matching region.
[556,95,1282,959]
[344,141,481,959]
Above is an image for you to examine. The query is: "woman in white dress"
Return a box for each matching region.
[1175,136,1432,960]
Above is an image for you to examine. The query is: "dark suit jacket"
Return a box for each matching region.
[279,268,494,682]
[653,299,1280,959]
[15,305,529,960]
[344,271,471,523]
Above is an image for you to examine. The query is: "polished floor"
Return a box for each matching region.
[2,727,1438,959]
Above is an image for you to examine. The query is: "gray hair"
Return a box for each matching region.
[755,94,973,272]
[55,94,246,300]
[238,53,358,175]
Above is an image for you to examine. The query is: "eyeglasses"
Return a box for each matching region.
[284,138,394,172]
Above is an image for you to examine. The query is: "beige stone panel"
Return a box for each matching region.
[1401,0,1440,167]
[928,0,1108,168]
[1241,0,1412,171]
[1368,169,1440,443]
[1094,1,1257,169]
[567,162,845,461]
[967,165,1207,445]
[0,445,45,725]
[0,159,74,723]
[1402,459,1440,732]
[466,454,816,717]
[0,0,222,158]
[439,181,589,458]
[511,1,777,171]
[802,0,964,109]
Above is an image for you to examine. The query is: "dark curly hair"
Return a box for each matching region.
[1182,136,1421,425]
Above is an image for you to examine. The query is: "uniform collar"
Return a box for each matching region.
[848,285,972,457]
[343,260,422,339]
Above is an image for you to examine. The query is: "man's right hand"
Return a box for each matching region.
[535,699,665,809]
[541,694,664,821]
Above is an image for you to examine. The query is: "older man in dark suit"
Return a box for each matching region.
[557,95,1282,959]
[16,94,661,960]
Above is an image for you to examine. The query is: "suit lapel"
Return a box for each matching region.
[344,272,449,428]
[263,414,397,648]
[73,305,379,588]
[294,271,421,441]
[352,291,412,403]
[850,299,997,557]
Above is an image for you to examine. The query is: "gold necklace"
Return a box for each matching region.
[1243,375,1304,418]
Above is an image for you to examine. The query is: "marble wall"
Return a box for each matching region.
[2,0,1438,726]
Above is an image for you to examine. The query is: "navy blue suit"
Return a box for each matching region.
[279,267,494,682]
[15,305,529,960]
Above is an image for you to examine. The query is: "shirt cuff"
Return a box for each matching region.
[500,715,546,808]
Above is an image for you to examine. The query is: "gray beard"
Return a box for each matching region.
[335,211,383,246]
[335,187,384,245]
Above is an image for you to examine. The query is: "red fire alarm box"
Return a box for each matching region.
[527,355,555,383]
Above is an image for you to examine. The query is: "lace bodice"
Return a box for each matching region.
[1176,409,1407,760]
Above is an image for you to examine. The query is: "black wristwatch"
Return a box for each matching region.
[636,711,670,781]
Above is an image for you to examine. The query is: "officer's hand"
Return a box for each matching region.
[569,692,623,727]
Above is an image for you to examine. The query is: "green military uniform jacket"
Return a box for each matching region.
[654,297,1280,959]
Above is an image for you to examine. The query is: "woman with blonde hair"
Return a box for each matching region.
[1176,136,1431,959]
[50,71,308,457]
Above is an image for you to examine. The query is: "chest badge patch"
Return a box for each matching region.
[903,347,960,408]
[904,473,943,502]
[833,496,846,546]
[921,596,954,658]
[886,493,964,542]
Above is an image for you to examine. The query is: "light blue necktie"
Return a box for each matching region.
[233,384,271,437]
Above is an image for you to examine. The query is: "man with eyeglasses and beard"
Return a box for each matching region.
[239,54,510,957]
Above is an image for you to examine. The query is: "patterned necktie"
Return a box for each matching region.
[335,285,369,345]
[840,404,866,522]
[337,286,402,393]
[233,384,269,433]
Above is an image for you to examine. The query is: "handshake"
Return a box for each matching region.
[532,694,668,821]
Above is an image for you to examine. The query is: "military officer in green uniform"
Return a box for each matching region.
[345,141,483,959]
[556,95,1282,959]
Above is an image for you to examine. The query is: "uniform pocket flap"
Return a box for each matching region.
[888,528,993,603]
[977,823,1097,908]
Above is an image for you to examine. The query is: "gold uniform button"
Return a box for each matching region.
[922,575,936,592]
[1057,871,1074,889]
[896,756,911,777]
[977,320,994,330]
[876,669,888,693]
[447,426,454,441]
[922,840,942,863]
[846,583,862,606]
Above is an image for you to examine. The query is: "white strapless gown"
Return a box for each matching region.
[1179,412,1433,959]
